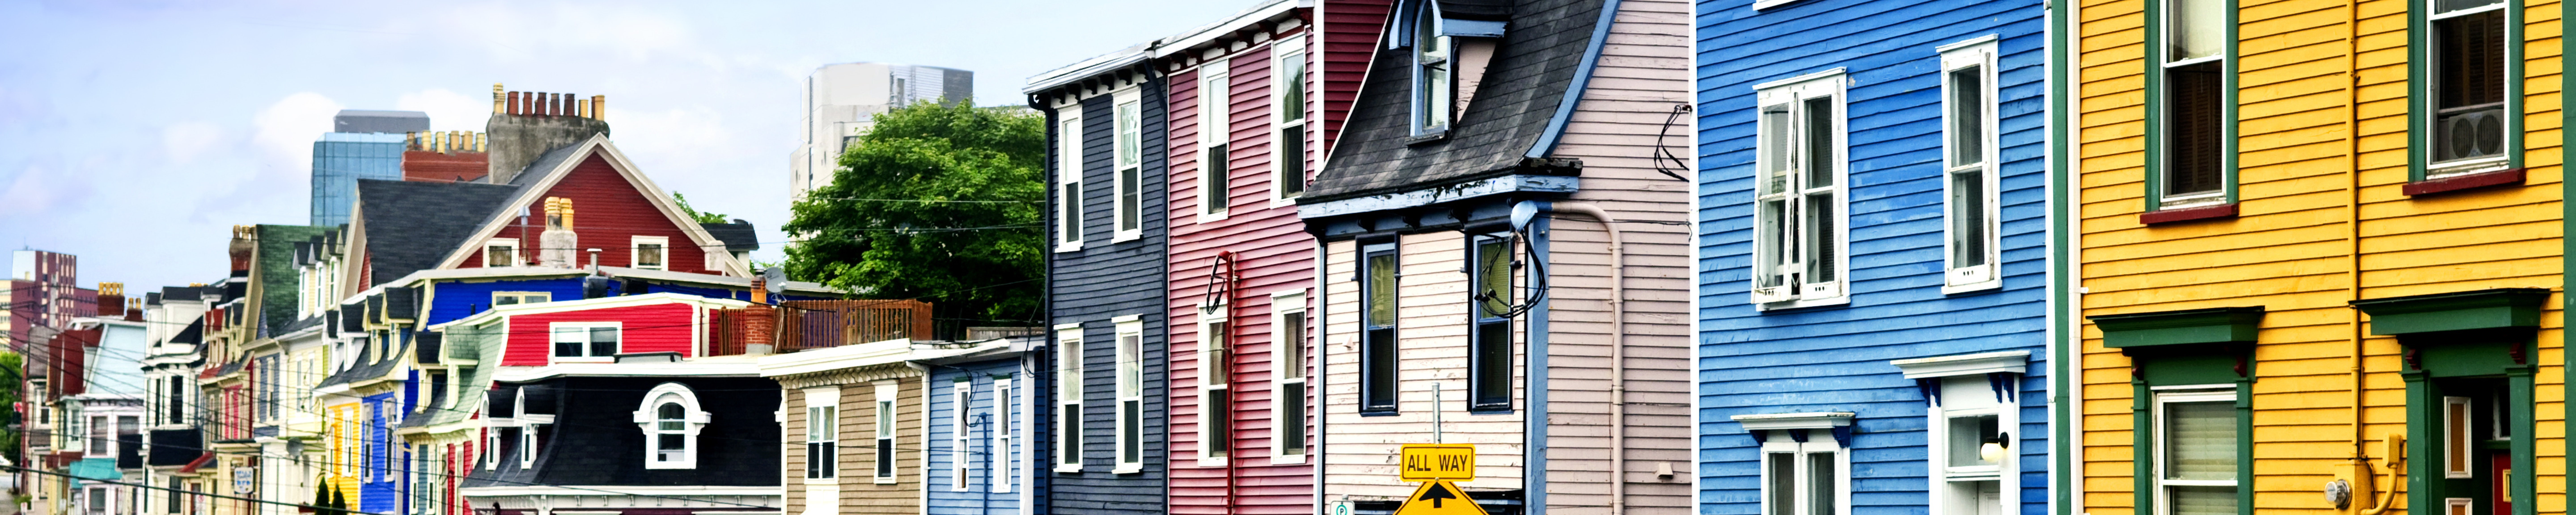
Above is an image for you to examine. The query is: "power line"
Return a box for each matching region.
[3,464,391,515]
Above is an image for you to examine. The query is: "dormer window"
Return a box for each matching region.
[634,383,707,469]
[1412,1,1453,135]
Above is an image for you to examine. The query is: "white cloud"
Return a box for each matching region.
[161,121,225,164]
[396,88,489,132]
[250,92,343,174]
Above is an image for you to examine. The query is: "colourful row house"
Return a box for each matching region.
[2067,0,2568,515]
[1693,0,2054,515]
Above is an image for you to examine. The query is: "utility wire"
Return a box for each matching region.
[2,464,391,515]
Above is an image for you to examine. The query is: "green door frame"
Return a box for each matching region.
[2354,288,2548,515]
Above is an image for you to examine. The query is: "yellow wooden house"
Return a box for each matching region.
[2062,0,2568,515]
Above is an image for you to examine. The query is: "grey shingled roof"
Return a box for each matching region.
[356,179,520,287]
[698,222,759,252]
[1304,0,1600,202]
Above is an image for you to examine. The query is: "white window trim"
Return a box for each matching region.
[547,321,621,363]
[1749,69,1853,310]
[804,387,841,484]
[1112,89,1146,243]
[1751,0,1801,10]
[1271,35,1311,207]
[1270,290,1308,464]
[2151,388,2239,515]
[1113,315,1145,474]
[991,377,1014,493]
[2153,1,2233,209]
[1056,109,1086,253]
[491,291,552,306]
[1756,429,1851,515]
[1052,323,1085,473]
[2443,395,2473,478]
[519,423,540,469]
[1937,36,2004,294]
[630,236,670,270]
[1196,304,1230,467]
[632,382,708,469]
[951,379,972,492]
[873,380,899,484]
[2423,1,2517,178]
[483,238,519,267]
[1199,61,1234,224]
[1919,375,2019,515]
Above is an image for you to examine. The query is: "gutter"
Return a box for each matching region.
[1524,0,1624,158]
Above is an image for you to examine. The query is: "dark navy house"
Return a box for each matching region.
[1695,1,2052,515]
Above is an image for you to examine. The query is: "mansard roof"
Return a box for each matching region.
[1304,0,1602,202]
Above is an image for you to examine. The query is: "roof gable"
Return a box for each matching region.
[430,135,749,277]
[1305,0,1601,201]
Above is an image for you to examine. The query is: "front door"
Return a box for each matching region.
[2432,378,2511,515]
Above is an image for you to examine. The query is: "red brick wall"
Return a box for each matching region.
[403,151,491,183]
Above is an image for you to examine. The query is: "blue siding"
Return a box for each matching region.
[425,278,587,325]
[1043,76,1170,515]
[928,358,1029,515]
[361,393,399,514]
[1695,0,2051,514]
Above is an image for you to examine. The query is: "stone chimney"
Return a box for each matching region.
[539,197,580,268]
[486,83,611,184]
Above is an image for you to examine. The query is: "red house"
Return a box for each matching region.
[1154,0,1386,512]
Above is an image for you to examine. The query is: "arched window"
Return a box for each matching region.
[633,382,708,469]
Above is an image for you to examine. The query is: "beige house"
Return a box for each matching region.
[1293,0,1696,513]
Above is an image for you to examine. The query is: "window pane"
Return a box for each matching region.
[2163,60,2225,198]
[1280,55,1307,123]
[1476,238,1512,318]
[1121,399,1142,463]
[1205,322,1230,385]
[1948,66,1986,167]
[1364,327,1397,411]
[1804,192,1838,283]
[1120,167,1142,231]
[2433,10,2507,163]
[1807,452,1837,515]
[658,434,684,451]
[1472,320,1511,409]
[1758,199,1788,289]
[2164,401,2237,480]
[1280,310,1306,380]
[1760,103,1793,195]
[1767,453,1796,515]
[1062,182,1083,242]
[1280,382,1306,455]
[1951,167,1989,269]
[2436,0,2503,13]
[2168,0,2225,62]
[638,244,664,267]
[1118,333,1142,397]
[1279,129,1306,197]
[1206,144,1231,213]
[487,246,511,266]
[589,327,619,357]
[1948,414,2000,467]
[1116,102,1140,166]
[1365,251,1398,327]
[1205,389,1229,458]
[1802,97,1835,188]
[552,328,583,357]
[878,439,895,477]
[659,403,684,430]
[2167,486,2238,515]
[1063,404,1082,465]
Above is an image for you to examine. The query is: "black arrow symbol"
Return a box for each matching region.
[1419,483,1459,508]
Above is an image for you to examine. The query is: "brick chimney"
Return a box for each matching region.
[95,282,123,319]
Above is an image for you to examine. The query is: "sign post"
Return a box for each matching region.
[1395,444,1485,515]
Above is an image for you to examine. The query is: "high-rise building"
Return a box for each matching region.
[309,110,428,226]
[5,250,91,350]
[788,63,973,200]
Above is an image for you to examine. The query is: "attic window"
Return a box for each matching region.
[1412,0,1453,135]
[631,236,669,270]
[483,239,519,267]
[635,382,707,469]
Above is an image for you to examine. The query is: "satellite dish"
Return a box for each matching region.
[763,267,787,294]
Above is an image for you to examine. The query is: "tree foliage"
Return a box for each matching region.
[671,192,731,224]
[783,101,1045,329]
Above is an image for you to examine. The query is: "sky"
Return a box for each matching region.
[0,0,1247,291]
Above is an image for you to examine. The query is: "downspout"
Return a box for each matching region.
[1522,212,1552,515]
[1024,91,1057,515]
[1542,203,1624,514]
[1524,0,1624,158]
[2343,0,2368,481]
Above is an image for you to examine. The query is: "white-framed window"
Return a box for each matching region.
[1113,315,1144,473]
[491,291,551,306]
[873,380,899,483]
[1113,91,1145,242]
[991,377,1013,493]
[483,239,519,267]
[1891,351,2028,515]
[630,236,669,270]
[633,382,706,469]
[1272,34,1310,205]
[1760,429,1849,515]
[1938,37,2003,293]
[1196,304,1231,466]
[951,378,972,491]
[548,322,620,362]
[2153,388,2238,515]
[1199,61,1234,222]
[519,424,540,469]
[482,426,499,471]
[1271,290,1308,463]
[1057,110,1086,253]
[2425,0,2511,177]
[1053,324,1084,473]
[1411,1,1452,134]
[2154,0,2228,208]
[804,387,840,482]
[1749,69,1851,308]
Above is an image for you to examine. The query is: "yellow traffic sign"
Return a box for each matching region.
[1399,444,1475,481]
[1394,481,1488,515]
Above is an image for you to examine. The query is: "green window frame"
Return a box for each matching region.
[2142,0,2239,212]
[2091,306,2263,515]
[2410,0,2523,181]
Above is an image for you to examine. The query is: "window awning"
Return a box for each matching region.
[65,458,121,483]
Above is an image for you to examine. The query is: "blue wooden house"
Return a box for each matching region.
[1693,0,2051,515]
[922,338,1036,515]
[1024,42,1171,515]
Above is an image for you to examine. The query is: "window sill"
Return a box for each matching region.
[802,477,840,485]
[2404,167,2524,196]
[1113,231,1143,243]
[1054,242,1084,253]
[1271,454,1307,465]
[2138,202,2237,225]
[873,476,896,485]
[1197,456,1228,467]
[1940,280,2002,296]
[1112,465,1143,475]
[1053,464,1083,474]
[1754,296,1850,312]
[1359,409,1401,417]
[1403,131,1449,146]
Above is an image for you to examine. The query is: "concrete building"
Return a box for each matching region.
[7,250,92,350]
[788,63,974,200]
[311,110,429,227]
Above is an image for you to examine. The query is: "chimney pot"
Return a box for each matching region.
[577,99,590,119]
[492,83,505,114]
[592,95,607,121]
[507,92,521,115]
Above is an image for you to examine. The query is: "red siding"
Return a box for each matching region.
[1318,0,1391,155]
[465,153,710,272]
[1166,37,1322,515]
[499,303,699,366]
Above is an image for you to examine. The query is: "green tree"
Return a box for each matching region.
[672,192,731,224]
[784,102,1044,333]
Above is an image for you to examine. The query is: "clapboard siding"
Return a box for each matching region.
[1318,0,1392,157]
[1046,74,1171,515]
[2071,0,2565,511]
[1166,26,1324,515]
[1319,234,1530,503]
[467,154,712,273]
[498,303,699,366]
[1696,0,2051,514]
[928,359,1027,514]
